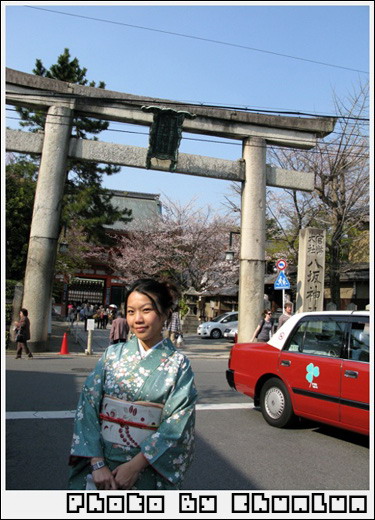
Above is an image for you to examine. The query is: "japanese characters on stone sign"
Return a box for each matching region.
[306,232,325,311]
[296,228,326,313]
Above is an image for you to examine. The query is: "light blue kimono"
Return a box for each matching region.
[69,336,197,490]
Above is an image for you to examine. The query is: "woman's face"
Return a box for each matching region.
[126,291,166,349]
[265,311,272,320]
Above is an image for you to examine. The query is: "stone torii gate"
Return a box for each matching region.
[6,68,336,350]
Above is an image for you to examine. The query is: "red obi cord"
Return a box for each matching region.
[99,414,159,431]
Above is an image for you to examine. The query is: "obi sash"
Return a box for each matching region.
[100,395,164,448]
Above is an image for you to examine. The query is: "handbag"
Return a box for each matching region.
[176,334,184,347]
[14,327,25,343]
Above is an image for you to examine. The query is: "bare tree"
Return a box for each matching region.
[268,82,369,306]
[222,83,369,307]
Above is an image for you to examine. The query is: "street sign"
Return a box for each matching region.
[87,319,95,331]
[276,259,287,271]
[274,270,291,290]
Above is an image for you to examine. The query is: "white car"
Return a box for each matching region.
[223,322,238,342]
[197,312,238,339]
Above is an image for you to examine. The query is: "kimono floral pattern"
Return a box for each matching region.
[69,336,197,490]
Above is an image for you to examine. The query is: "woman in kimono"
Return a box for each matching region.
[69,279,197,490]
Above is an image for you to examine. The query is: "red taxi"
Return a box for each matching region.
[226,311,369,435]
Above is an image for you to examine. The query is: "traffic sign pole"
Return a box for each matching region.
[274,267,290,312]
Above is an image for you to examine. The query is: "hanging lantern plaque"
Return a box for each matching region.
[142,106,196,171]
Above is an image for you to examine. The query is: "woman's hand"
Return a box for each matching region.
[90,458,117,490]
[112,453,149,490]
[92,465,117,490]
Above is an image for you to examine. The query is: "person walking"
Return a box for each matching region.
[165,306,182,347]
[83,303,93,332]
[14,308,33,359]
[68,278,197,490]
[277,302,293,330]
[102,307,109,329]
[68,304,76,326]
[109,311,130,344]
[250,309,275,342]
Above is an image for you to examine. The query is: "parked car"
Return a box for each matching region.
[223,322,238,342]
[226,311,369,435]
[197,312,238,339]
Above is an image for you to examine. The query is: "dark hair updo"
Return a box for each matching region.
[125,279,179,319]
[20,308,28,317]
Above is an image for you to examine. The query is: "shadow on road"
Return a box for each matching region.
[183,434,258,490]
[6,366,255,490]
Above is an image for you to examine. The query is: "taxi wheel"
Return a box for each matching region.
[260,378,295,428]
[210,328,222,339]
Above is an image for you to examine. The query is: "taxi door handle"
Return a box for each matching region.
[280,360,291,367]
[344,370,359,379]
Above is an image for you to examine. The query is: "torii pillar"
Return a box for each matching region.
[22,105,73,351]
[238,137,267,343]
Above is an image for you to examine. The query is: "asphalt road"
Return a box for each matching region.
[5,349,369,492]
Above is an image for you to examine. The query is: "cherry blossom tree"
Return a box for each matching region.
[88,199,239,292]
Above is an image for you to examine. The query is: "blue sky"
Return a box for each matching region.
[4,2,371,213]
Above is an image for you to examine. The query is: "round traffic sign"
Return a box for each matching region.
[276,259,287,270]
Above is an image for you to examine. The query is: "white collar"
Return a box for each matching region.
[137,338,163,358]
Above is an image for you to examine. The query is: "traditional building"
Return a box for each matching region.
[54,190,161,315]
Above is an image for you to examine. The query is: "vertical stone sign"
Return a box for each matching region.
[295,228,326,313]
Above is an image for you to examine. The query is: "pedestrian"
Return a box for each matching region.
[94,306,104,329]
[14,308,33,359]
[250,309,275,342]
[110,307,117,323]
[277,302,293,330]
[102,307,109,329]
[99,307,105,329]
[83,303,93,331]
[109,311,130,344]
[165,305,182,347]
[68,304,76,326]
[68,278,197,490]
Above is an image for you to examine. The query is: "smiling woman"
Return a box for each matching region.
[68,278,198,490]
[125,280,172,350]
